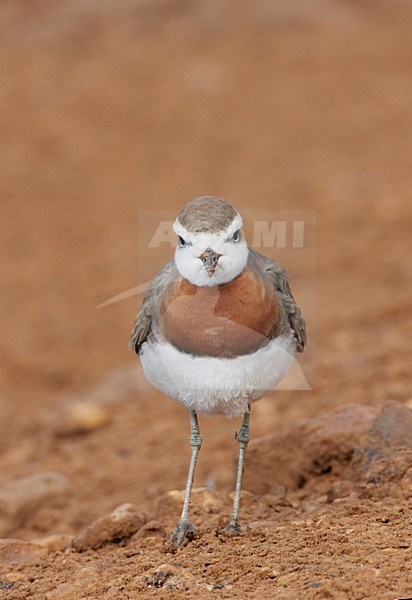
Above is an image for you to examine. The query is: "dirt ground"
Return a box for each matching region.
[1,1,411,598]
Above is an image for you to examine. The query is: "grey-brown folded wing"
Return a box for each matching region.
[129,260,177,353]
[248,248,307,352]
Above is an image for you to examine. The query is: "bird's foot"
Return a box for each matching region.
[168,519,196,547]
[224,519,243,536]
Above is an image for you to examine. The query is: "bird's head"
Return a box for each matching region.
[173,196,248,287]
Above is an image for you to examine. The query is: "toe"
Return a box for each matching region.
[168,520,196,547]
[224,521,243,535]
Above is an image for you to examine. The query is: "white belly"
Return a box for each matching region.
[140,332,296,417]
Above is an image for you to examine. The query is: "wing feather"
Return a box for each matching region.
[248,248,307,352]
[128,260,177,353]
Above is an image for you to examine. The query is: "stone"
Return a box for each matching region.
[33,534,73,552]
[132,520,165,541]
[244,404,378,493]
[368,401,412,447]
[53,402,111,436]
[0,472,70,536]
[0,539,47,566]
[351,401,412,485]
[72,503,146,551]
[259,490,291,508]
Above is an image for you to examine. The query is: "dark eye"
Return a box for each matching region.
[231,229,241,242]
[178,236,186,247]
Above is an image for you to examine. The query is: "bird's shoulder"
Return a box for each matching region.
[129,259,179,353]
[247,248,307,352]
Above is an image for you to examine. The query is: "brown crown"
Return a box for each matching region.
[177,196,238,233]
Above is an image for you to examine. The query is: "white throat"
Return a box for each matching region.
[173,215,249,287]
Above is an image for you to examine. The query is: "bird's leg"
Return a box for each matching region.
[225,408,251,534]
[169,410,202,546]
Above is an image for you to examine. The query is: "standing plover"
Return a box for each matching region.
[129,196,306,545]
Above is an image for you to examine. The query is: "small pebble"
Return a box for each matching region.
[0,472,69,535]
[33,534,73,552]
[54,402,111,436]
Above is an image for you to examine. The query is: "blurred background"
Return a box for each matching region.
[0,0,411,539]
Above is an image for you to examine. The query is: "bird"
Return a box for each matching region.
[129,196,306,546]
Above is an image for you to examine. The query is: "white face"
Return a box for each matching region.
[173,214,249,286]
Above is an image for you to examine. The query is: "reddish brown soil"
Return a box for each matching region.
[0,1,411,598]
